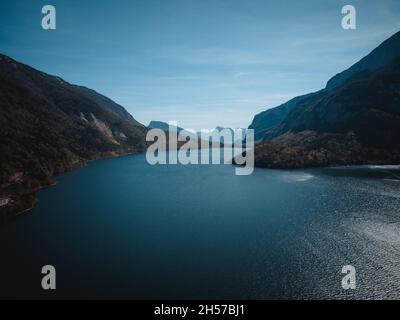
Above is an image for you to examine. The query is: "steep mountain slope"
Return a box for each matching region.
[252,57,400,168]
[0,54,147,216]
[249,91,324,141]
[249,31,400,142]
[249,31,400,168]
[326,31,400,89]
[273,59,400,145]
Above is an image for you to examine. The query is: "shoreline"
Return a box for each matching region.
[2,149,400,221]
[0,149,144,220]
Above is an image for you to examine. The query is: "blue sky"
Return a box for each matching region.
[0,0,399,129]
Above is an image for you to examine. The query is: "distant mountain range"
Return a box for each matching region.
[148,121,244,145]
[249,31,400,168]
[148,120,197,138]
[0,54,147,216]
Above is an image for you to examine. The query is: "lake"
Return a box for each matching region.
[1,151,400,299]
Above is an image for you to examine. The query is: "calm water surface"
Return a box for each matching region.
[1,151,400,299]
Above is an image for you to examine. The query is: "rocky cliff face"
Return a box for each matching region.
[0,54,148,216]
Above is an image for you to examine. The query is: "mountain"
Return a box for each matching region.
[0,54,147,216]
[248,31,400,168]
[270,59,400,144]
[147,121,229,148]
[148,122,242,141]
[148,120,186,133]
[249,91,324,141]
[326,31,400,89]
[249,31,400,142]
[198,127,246,145]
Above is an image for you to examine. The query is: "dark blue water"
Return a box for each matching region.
[1,152,400,299]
